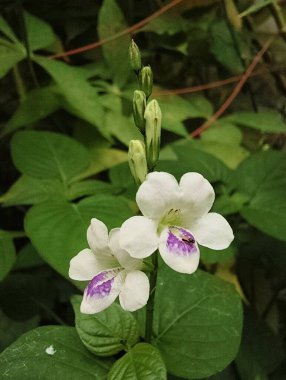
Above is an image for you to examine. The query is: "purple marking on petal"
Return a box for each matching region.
[166,226,197,256]
[86,269,120,299]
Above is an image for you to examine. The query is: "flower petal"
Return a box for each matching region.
[179,172,215,226]
[69,248,118,281]
[109,228,142,270]
[69,249,100,281]
[87,218,110,255]
[159,227,200,274]
[120,216,159,259]
[191,212,234,250]
[136,172,180,219]
[80,269,124,314]
[119,270,150,312]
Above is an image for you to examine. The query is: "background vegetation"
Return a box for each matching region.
[0,0,286,378]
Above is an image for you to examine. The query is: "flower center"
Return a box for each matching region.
[159,208,182,229]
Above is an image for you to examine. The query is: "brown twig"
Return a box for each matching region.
[191,37,275,138]
[154,65,286,96]
[48,0,184,60]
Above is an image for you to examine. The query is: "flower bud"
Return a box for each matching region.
[129,40,141,73]
[133,90,146,133]
[144,100,162,170]
[128,140,148,186]
[139,66,153,98]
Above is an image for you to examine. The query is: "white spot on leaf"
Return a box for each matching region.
[45,345,56,355]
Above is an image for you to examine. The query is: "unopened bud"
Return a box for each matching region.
[144,100,161,170]
[129,40,141,72]
[133,90,146,133]
[139,66,153,98]
[128,140,148,186]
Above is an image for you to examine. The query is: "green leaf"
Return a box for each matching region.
[11,131,90,184]
[75,148,127,180]
[67,180,116,200]
[108,343,167,380]
[154,267,242,378]
[194,122,249,169]
[3,86,60,136]
[24,11,56,50]
[0,17,19,43]
[34,57,107,138]
[0,175,66,206]
[223,111,286,133]
[72,295,140,356]
[0,231,16,281]
[158,144,231,184]
[14,243,44,270]
[0,309,39,353]
[98,0,131,88]
[24,196,134,277]
[210,20,244,73]
[0,326,113,379]
[105,110,142,146]
[0,43,24,79]
[239,0,274,17]
[142,11,188,35]
[232,150,286,241]
[158,95,213,137]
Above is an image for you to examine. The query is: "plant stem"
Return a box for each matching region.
[145,251,158,343]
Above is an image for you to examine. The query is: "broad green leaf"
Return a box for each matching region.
[75,148,127,180]
[0,43,24,79]
[154,267,242,378]
[108,343,167,380]
[0,326,112,379]
[24,196,134,277]
[3,86,60,135]
[213,193,249,216]
[142,11,188,35]
[0,175,66,206]
[0,231,16,281]
[223,111,286,133]
[72,295,140,356]
[158,144,231,184]
[193,123,249,169]
[105,110,142,146]
[235,310,284,379]
[98,0,131,88]
[67,180,116,200]
[11,131,90,184]
[200,245,235,265]
[232,150,286,241]
[0,309,39,353]
[14,243,44,270]
[109,162,137,200]
[34,57,107,137]
[158,95,213,136]
[24,11,56,50]
[210,20,245,73]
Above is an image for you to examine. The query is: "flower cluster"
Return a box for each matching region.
[69,171,234,314]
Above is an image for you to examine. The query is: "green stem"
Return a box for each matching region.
[269,1,286,43]
[145,251,158,343]
[12,64,26,102]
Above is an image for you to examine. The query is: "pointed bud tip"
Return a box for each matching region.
[129,40,141,72]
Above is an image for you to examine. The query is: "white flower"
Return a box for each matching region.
[120,172,234,274]
[69,218,150,314]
